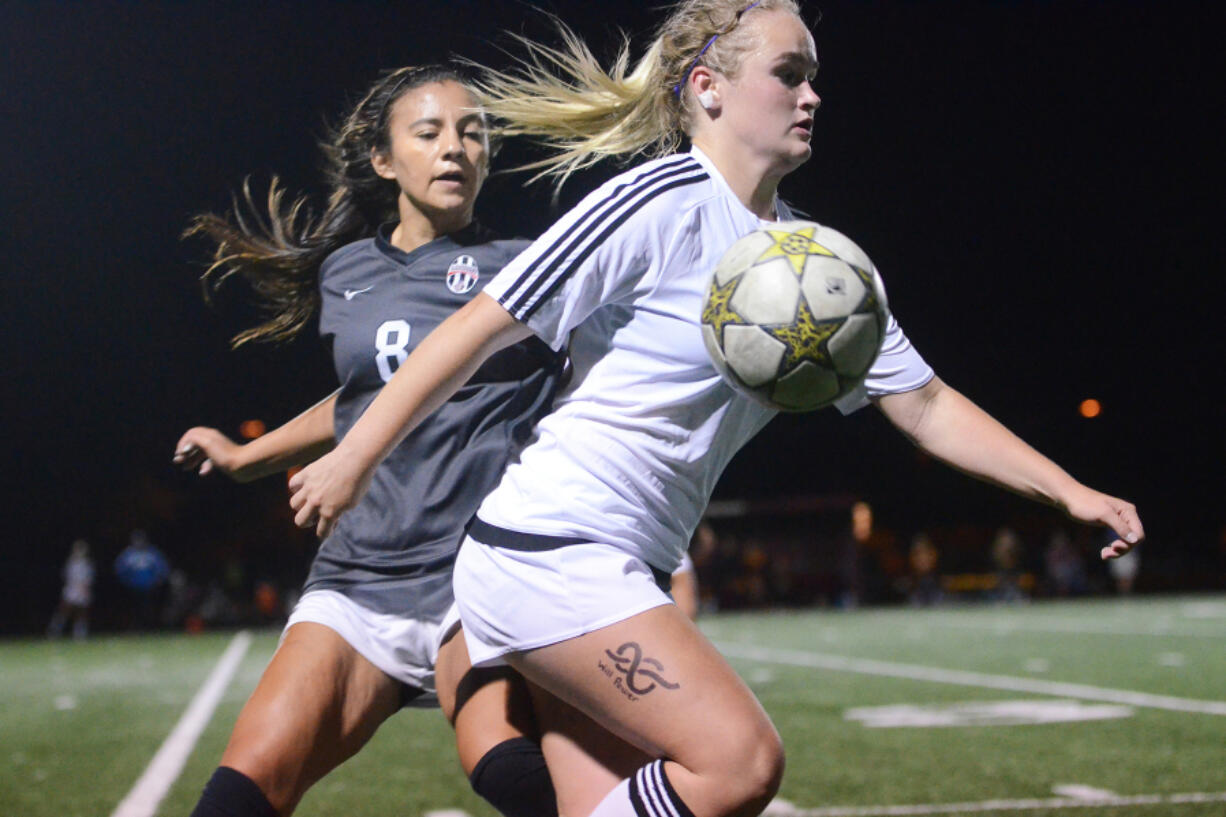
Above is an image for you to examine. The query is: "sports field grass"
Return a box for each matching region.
[2,595,1223,816]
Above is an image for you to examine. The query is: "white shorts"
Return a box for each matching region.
[453,537,675,667]
[285,589,461,707]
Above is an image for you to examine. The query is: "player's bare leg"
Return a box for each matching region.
[437,627,558,817]
[219,622,401,814]
[509,604,783,817]
[526,684,653,817]
[437,627,537,768]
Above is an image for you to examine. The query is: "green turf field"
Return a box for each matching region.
[2,596,1223,817]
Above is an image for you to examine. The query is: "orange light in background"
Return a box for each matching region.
[1079,399,1102,419]
[239,419,267,439]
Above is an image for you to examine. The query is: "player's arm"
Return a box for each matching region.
[874,376,1143,559]
[173,390,341,483]
[289,293,532,538]
[671,569,700,620]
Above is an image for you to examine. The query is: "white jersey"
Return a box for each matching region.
[478,147,933,572]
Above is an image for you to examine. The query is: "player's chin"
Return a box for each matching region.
[428,190,477,215]
[777,144,812,173]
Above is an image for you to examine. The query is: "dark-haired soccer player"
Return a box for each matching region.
[175,66,563,817]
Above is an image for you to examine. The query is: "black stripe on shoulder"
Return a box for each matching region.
[500,156,697,305]
[515,170,708,321]
[504,159,706,316]
[499,156,705,317]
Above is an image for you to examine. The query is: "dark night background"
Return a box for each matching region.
[2,1,1221,633]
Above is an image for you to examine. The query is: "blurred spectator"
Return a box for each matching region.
[691,520,718,570]
[991,527,1027,603]
[161,568,202,628]
[253,580,282,623]
[853,502,905,604]
[1107,529,1140,594]
[689,519,718,613]
[223,555,247,600]
[198,581,241,626]
[740,538,770,607]
[47,539,94,640]
[769,548,796,604]
[709,530,741,609]
[114,529,170,629]
[834,501,871,609]
[907,533,943,607]
[1044,529,1088,596]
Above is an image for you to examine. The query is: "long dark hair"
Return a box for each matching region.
[187,65,470,347]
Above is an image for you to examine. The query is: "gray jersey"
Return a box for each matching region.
[306,223,564,619]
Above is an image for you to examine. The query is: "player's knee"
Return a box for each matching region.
[743,729,785,810]
[468,737,558,817]
[718,724,785,815]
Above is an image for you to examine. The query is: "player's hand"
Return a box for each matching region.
[1058,484,1144,560]
[287,447,373,539]
[173,427,244,480]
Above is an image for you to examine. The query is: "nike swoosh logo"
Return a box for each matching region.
[344,286,374,300]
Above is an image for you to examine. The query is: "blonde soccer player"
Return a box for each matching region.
[288,5,1143,817]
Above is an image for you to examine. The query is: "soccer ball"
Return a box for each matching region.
[700,220,888,412]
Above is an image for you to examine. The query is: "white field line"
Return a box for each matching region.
[715,642,1226,716]
[929,618,1225,639]
[765,791,1226,816]
[1182,601,1226,619]
[110,631,253,817]
[1051,785,1118,800]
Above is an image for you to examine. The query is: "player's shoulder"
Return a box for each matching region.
[559,153,717,250]
[584,152,715,213]
[320,237,379,284]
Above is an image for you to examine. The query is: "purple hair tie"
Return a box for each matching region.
[673,1,764,98]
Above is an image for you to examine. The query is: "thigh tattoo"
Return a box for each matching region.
[597,641,681,701]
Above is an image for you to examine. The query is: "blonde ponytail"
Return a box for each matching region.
[473,0,801,188]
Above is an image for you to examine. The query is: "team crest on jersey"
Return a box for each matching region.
[446,255,479,294]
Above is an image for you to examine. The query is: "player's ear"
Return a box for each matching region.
[690,67,721,112]
[370,147,396,180]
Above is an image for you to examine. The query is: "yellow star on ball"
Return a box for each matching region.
[702,274,745,340]
[755,226,835,277]
[766,294,843,370]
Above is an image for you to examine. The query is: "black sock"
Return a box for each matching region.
[189,766,279,817]
[468,737,558,817]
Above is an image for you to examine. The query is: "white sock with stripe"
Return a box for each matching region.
[586,761,696,817]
